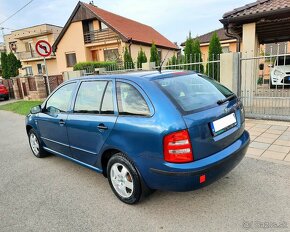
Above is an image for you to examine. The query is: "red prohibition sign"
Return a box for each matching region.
[35,40,52,57]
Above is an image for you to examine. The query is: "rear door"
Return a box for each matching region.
[156,74,245,160]
[66,80,117,166]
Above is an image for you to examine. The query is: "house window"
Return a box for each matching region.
[222,46,230,53]
[66,53,77,67]
[37,63,46,74]
[100,22,108,30]
[104,49,119,61]
[37,64,42,74]
[24,66,33,76]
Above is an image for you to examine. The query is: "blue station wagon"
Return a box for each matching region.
[26,71,250,204]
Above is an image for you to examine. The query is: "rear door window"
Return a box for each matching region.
[74,81,107,114]
[116,82,150,116]
[155,74,233,113]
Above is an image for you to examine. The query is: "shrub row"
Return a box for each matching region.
[73,61,117,71]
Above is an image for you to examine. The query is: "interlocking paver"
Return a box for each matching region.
[273,140,290,147]
[248,130,263,136]
[249,127,268,133]
[261,151,287,161]
[246,119,290,163]
[268,144,290,154]
[249,142,270,150]
[254,124,271,129]
[260,133,280,139]
[265,129,284,135]
[284,154,290,162]
[282,131,290,136]
[246,147,265,156]
[254,136,276,144]
[269,125,288,131]
[278,135,290,141]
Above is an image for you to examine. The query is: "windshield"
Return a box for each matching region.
[155,74,233,113]
[276,56,290,66]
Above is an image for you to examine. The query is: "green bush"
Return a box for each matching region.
[1,52,21,79]
[124,47,134,69]
[73,61,117,71]
[206,32,222,81]
[184,34,204,72]
[137,48,147,69]
[257,77,263,85]
[150,42,160,66]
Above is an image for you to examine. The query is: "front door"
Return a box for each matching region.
[37,82,76,156]
[66,80,117,166]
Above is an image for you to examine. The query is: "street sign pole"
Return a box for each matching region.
[43,56,51,94]
[35,40,52,95]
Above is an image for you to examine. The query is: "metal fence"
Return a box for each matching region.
[240,44,290,121]
[101,59,221,81]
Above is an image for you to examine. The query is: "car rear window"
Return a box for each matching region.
[155,74,233,113]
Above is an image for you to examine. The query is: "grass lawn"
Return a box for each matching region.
[0,100,43,115]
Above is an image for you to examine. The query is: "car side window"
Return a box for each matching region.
[45,83,76,114]
[101,82,114,115]
[74,81,107,114]
[116,82,150,116]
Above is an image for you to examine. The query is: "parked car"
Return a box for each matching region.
[0,84,9,100]
[26,71,249,204]
[270,55,290,88]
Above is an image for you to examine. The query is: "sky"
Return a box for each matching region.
[0,0,254,45]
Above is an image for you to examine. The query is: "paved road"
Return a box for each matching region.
[0,111,289,232]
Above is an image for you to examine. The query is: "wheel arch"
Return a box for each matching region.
[101,148,121,177]
[26,125,33,134]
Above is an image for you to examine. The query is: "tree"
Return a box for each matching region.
[0,52,8,79]
[7,52,22,77]
[137,47,147,69]
[206,32,222,81]
[183,32,204,72]
[192,39,204,73]
[150,43,159,66]
[123,46,134,69]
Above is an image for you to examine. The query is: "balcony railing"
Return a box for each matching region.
[84,29,120,44]
[16,51,54,60]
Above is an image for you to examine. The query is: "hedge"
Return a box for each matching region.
[73,61,117,71]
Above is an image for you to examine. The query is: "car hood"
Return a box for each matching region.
[275,65,290,73]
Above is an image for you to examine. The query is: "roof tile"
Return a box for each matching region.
[83,2,178,50]
[223,0,290,19]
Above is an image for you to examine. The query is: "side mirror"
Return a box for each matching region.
[30,105,42,114]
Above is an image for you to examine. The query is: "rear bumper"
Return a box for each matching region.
[0,93,9,99]
[143,130,250,191]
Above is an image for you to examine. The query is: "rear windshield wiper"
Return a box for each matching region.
[217,94,236,105]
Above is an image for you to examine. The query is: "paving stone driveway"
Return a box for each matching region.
[246,119,290,163]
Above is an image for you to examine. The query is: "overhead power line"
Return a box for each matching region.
[0,0,34,25]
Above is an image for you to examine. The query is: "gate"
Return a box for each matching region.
[240,50,290,121]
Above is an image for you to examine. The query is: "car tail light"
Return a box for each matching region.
[163,130,193,163]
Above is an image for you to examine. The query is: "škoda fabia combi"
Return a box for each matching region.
[26,71,249,204]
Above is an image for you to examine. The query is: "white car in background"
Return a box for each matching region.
[270,55,290,88]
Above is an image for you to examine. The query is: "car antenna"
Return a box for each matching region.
[158,49,171,74]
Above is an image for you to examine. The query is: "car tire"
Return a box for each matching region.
[4,96,9,100]
[28,129,48,158]
[107,153,143,204]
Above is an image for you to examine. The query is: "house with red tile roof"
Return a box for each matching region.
[53,1,179,72]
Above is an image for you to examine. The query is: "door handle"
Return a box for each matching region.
[59,119,66,126]
[97,123,108,130]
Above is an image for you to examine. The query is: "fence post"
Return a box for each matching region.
[220,52,240,95]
